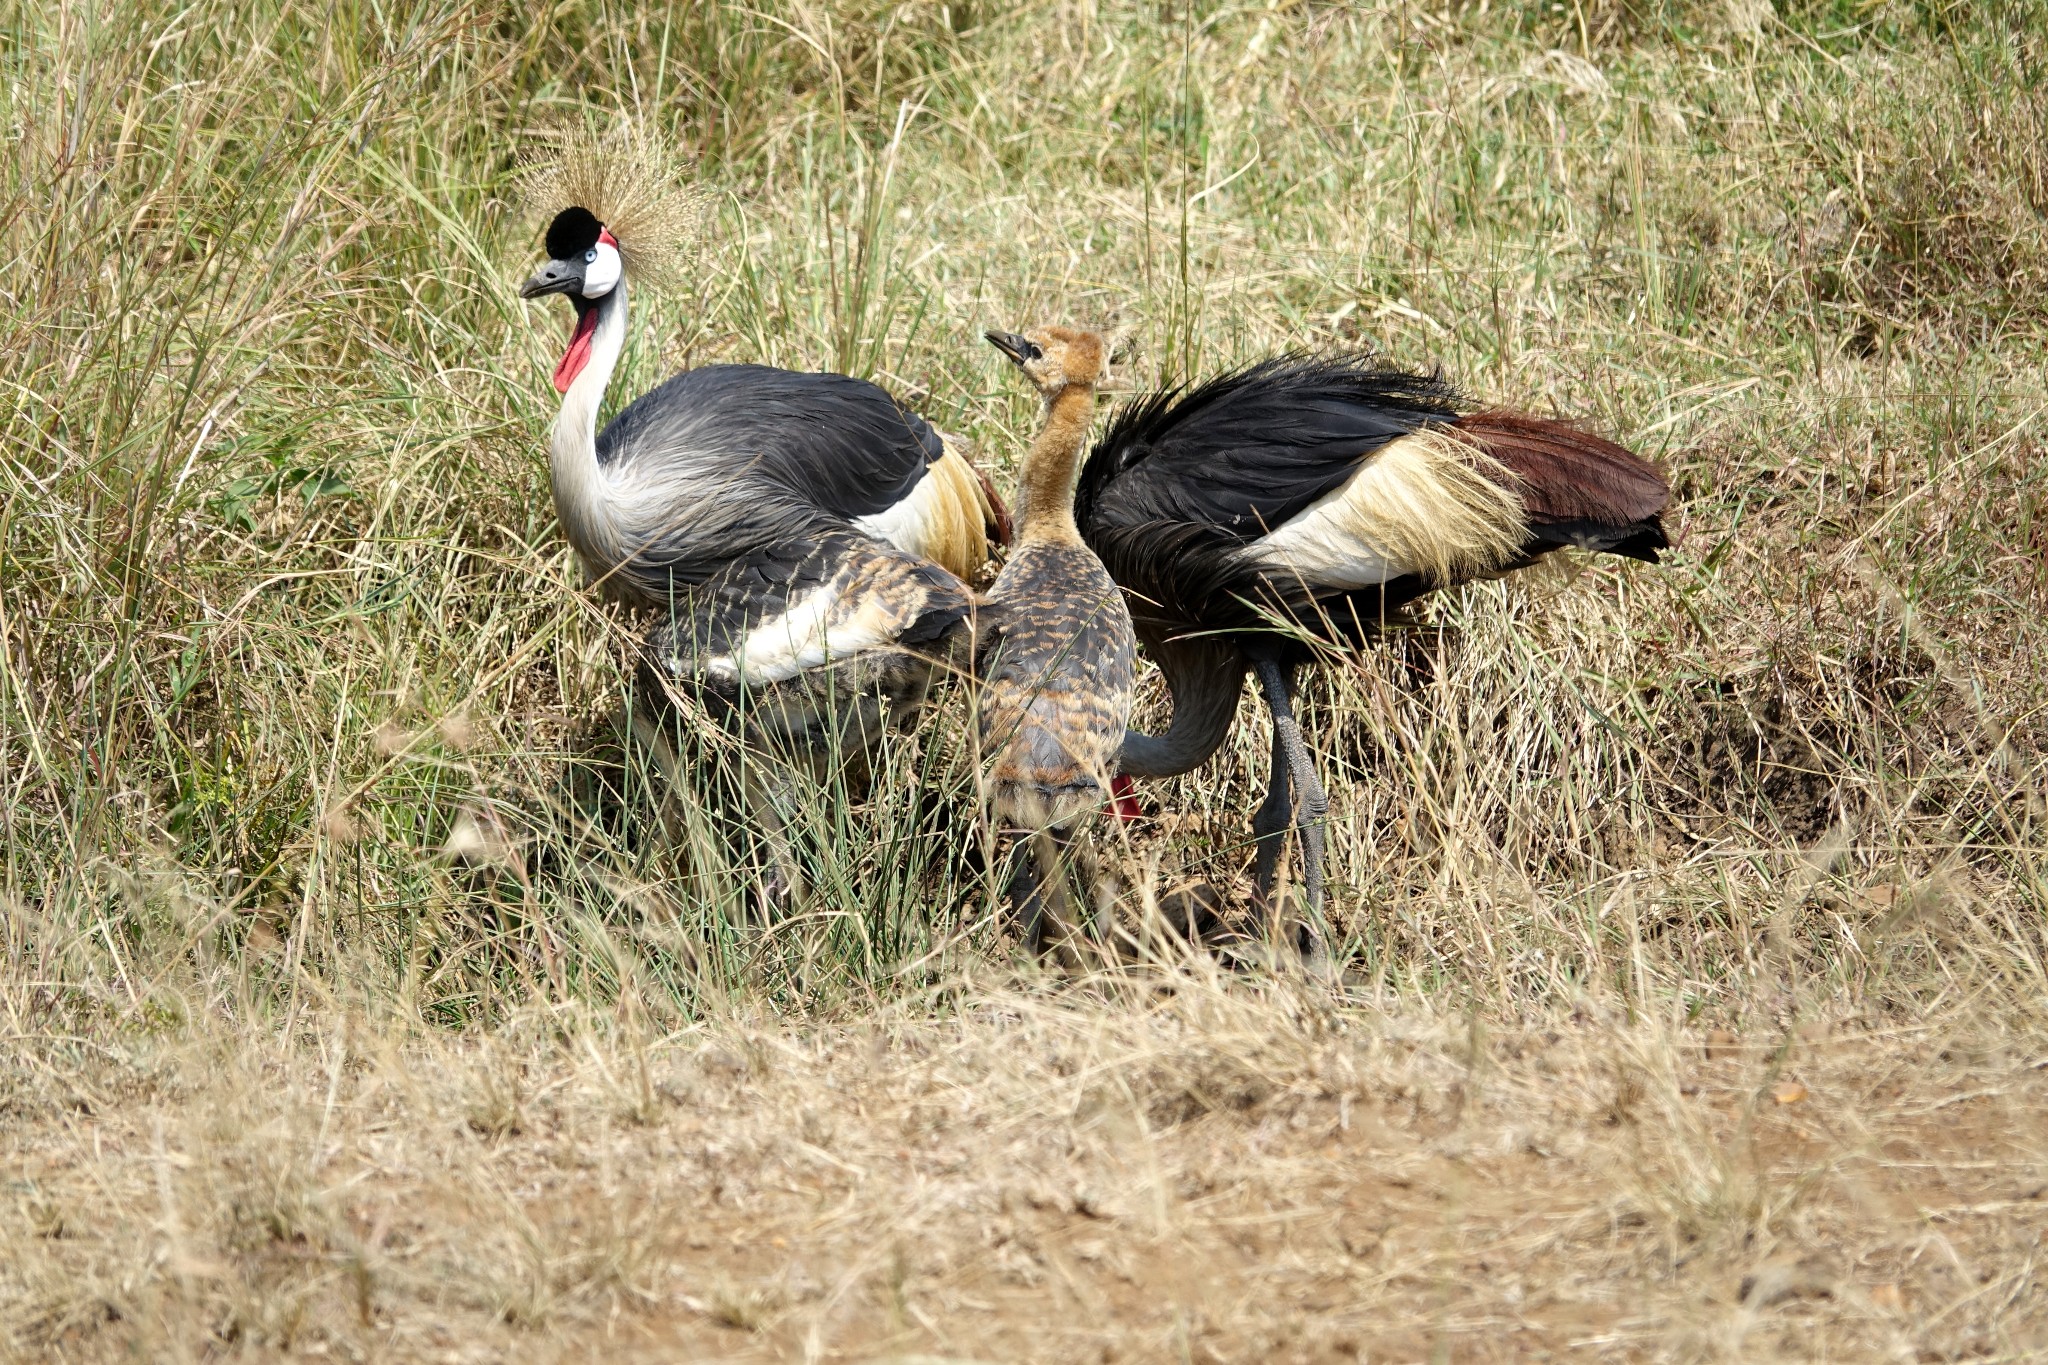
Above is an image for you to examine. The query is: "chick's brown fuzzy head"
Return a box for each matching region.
[986,326,1109,399]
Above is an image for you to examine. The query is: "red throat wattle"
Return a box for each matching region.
[552,307,599,393]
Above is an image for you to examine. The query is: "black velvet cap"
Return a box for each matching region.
[545,206,602,260]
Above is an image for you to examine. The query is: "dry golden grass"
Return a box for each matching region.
[7,980,2045,1360]
[4,0,2047,1358]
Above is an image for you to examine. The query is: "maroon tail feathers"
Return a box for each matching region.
[1454,411,1671,563]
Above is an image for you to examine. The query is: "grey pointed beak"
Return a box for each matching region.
[984,330,1032,363]
[520,259,583,300]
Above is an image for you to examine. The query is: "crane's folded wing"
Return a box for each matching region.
[1077,354,1465,546]
[597,363,944,520]
[649,533,972,688]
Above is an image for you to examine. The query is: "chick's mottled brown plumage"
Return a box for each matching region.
[977,327,1135,832]
[978,541,1135,829]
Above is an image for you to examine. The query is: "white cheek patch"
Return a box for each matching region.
[581,242,622,298]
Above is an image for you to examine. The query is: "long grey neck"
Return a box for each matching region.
[1117,634,1248,778]
[548,281,630,579]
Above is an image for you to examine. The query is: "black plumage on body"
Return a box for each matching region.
[1077,356,1665,648]
[591,366,955,602]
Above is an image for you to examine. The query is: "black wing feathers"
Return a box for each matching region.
[651,531,969,671]
[1076,354,1464,634]
[1077,355,1463,543]
[1075,353,1672,644]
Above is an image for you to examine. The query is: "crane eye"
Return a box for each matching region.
[583,248,598,263]
[1025,341,1043,360]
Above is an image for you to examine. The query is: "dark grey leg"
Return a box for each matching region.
[1249,694,1295,901]
[1039,829,1089,969]
[1003,835,1050,952]
[744,764,804,927]
[1251,656,1330,949]
[1005,829,1083,969]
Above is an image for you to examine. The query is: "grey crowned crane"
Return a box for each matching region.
[975,327,1134,958]
[517,143,1005,899]
[1074,355,1670,937]
[518,200,1006,610]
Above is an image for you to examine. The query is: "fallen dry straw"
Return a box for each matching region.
[6,976,2045,1361]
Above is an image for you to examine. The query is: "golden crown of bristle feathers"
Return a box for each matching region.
[517,121,707,291]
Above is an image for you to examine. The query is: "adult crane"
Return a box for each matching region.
[1074,355,1669,938]
[519,201,1005,610]
[517,141,1004,900]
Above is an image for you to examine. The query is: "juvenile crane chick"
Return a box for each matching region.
[978,327,1136,958]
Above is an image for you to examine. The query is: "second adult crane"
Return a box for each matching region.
[1074,354,1670,934]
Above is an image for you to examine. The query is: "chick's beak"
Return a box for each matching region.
[984,330,1032,363]
[519,259,582,300]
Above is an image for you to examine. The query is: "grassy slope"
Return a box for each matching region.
[3,0,2045,1358]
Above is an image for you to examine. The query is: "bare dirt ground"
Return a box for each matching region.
[10,979,2044,1363]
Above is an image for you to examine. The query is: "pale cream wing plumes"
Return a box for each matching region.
[1253,425,1529,589]
[516,120,708,290]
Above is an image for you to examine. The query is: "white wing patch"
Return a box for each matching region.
[703,555,936,686]
[705,581,865,684]
[853,471,941,556]
[1252,427,1528,589]
[854,438,990,582]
